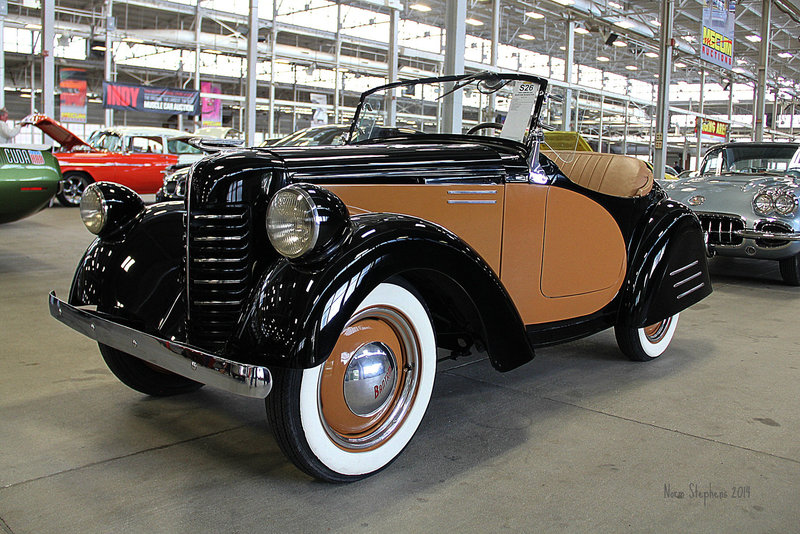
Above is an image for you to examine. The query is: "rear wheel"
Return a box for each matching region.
[266,283,436,482]
[56,172,92,207]
[615,313,680,361]
[99,344,203,396]
[779,254,800,286]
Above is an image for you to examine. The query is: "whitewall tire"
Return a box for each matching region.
[614,313,679,362]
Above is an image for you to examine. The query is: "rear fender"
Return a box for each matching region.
[238,213,534,371]
[619,199,712,328]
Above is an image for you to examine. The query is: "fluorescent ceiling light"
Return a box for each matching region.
[612,40,627,47]
[778,52,793,58]
[559,46,566,51]
[465,18,483,26]
[644,51,658,58]
[552,0,575,5]
[25,24,42,30]
[91,45,106,51]
[674,61,687,68]
[409,3,431,12]
[203,49,223,54]
[650,19,661,26]
[682,35,696,43]
[123,37,144,43]
[615,20,635,29]
[608,1,622,8]
[625,65,638,71]
[574,27,590,34]
[525,11,545,19]
[745,34,761,42]
[596,55,610,62]
[519,33,536,41]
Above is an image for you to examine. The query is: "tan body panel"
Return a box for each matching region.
[500,184,626,324]
[324,184,505,273]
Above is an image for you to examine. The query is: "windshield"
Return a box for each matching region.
[700,145,800,176]
[271,126,349,147]
[88,132,123,152]
[349,73,547,147]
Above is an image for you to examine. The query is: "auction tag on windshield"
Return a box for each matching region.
[500,81,539,143]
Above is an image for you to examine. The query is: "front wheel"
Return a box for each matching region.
[779,254,800,286]
[266,283,436,482]
[614,313,680,361]
[99,344,204,396]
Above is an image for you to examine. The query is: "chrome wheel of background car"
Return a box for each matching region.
[614,313,680,362]
[779,254,800,286]
[56,172,92,207]
[266,282,436,482]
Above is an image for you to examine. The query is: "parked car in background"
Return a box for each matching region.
[0,145,61,224]
[50,72,711,482]
[22,114,206,206]
[155,137,243,202]
[663,142,800,284]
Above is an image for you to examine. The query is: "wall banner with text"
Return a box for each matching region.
[103,81,200,115]
[59,68,88,123]
[701,0,735,69]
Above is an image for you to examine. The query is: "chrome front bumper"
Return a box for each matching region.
[735,229,800,241]
[48,292,272,399]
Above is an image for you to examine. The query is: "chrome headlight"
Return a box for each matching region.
[753,192,774,216]
[774,193,798,216]
[80,184,107,234]
[267,186,320,259]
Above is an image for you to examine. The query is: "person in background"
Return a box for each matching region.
[0,108,22,143]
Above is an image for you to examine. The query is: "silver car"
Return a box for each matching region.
[662,142,800,285]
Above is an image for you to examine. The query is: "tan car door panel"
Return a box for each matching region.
[500,184,626,325]
[324,184,505,273]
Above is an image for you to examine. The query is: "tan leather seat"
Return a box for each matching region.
[541,150,654,198]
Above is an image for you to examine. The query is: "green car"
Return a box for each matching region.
[0,146,61,224]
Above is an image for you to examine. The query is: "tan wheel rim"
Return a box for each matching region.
[318,305,421,451]
[643,316,672,344]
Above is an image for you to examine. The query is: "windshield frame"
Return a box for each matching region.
[699,143,800,177]
[347,72,548,152]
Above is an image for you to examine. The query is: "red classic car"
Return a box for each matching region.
[23,115,205,206]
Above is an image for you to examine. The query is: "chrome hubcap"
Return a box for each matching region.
[343,342,397,417]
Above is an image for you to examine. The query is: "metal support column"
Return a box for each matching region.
[385,7,399,127]
[487,0,500,122]
[0,3,6,109]
[696,68,705,165]
[598,95,604,152]
[623,100,629,155]
[333,1,341,124]
[772,92,779,140]
[442,0,466,134]
[104,0,114,127]
[653,0,674,181]
[41,0,55,120]
[754,0,770,141]
[268,0,277,137]
[194,6,202,129]
[245,0,258,145]
[563,19,575,131]
[727,81,734,141]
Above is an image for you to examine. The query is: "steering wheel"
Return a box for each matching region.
[467,122,504,135]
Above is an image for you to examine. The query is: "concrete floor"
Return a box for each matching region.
[1,204,799,534]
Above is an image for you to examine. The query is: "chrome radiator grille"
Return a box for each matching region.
[186,204,252,351]
[697,214,744,246]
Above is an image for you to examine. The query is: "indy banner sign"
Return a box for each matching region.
[701,0,735,69]
[103,81,200,116]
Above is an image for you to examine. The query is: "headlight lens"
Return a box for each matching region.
[774,193,797,216]
[753,192,774,216]
[80,184,107,234]
[267,186,319,258]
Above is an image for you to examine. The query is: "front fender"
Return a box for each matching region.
[237,213,534,371]
[620,199,712,327]
[68,201,186,335]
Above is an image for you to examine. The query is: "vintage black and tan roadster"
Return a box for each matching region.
[50,73,711,482]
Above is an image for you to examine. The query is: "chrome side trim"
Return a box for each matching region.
[446,190,497,195]
[673,271,702,288]
[677,283,705,300]
[735,229,800,241]
[446,200,497,204]
[669,260,699,277]
[48,292,271,399]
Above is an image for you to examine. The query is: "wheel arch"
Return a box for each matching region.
[240,214,535,372]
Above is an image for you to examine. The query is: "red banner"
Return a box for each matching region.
[59,68,87,123]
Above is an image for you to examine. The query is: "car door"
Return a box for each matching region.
[499,182,626,325]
